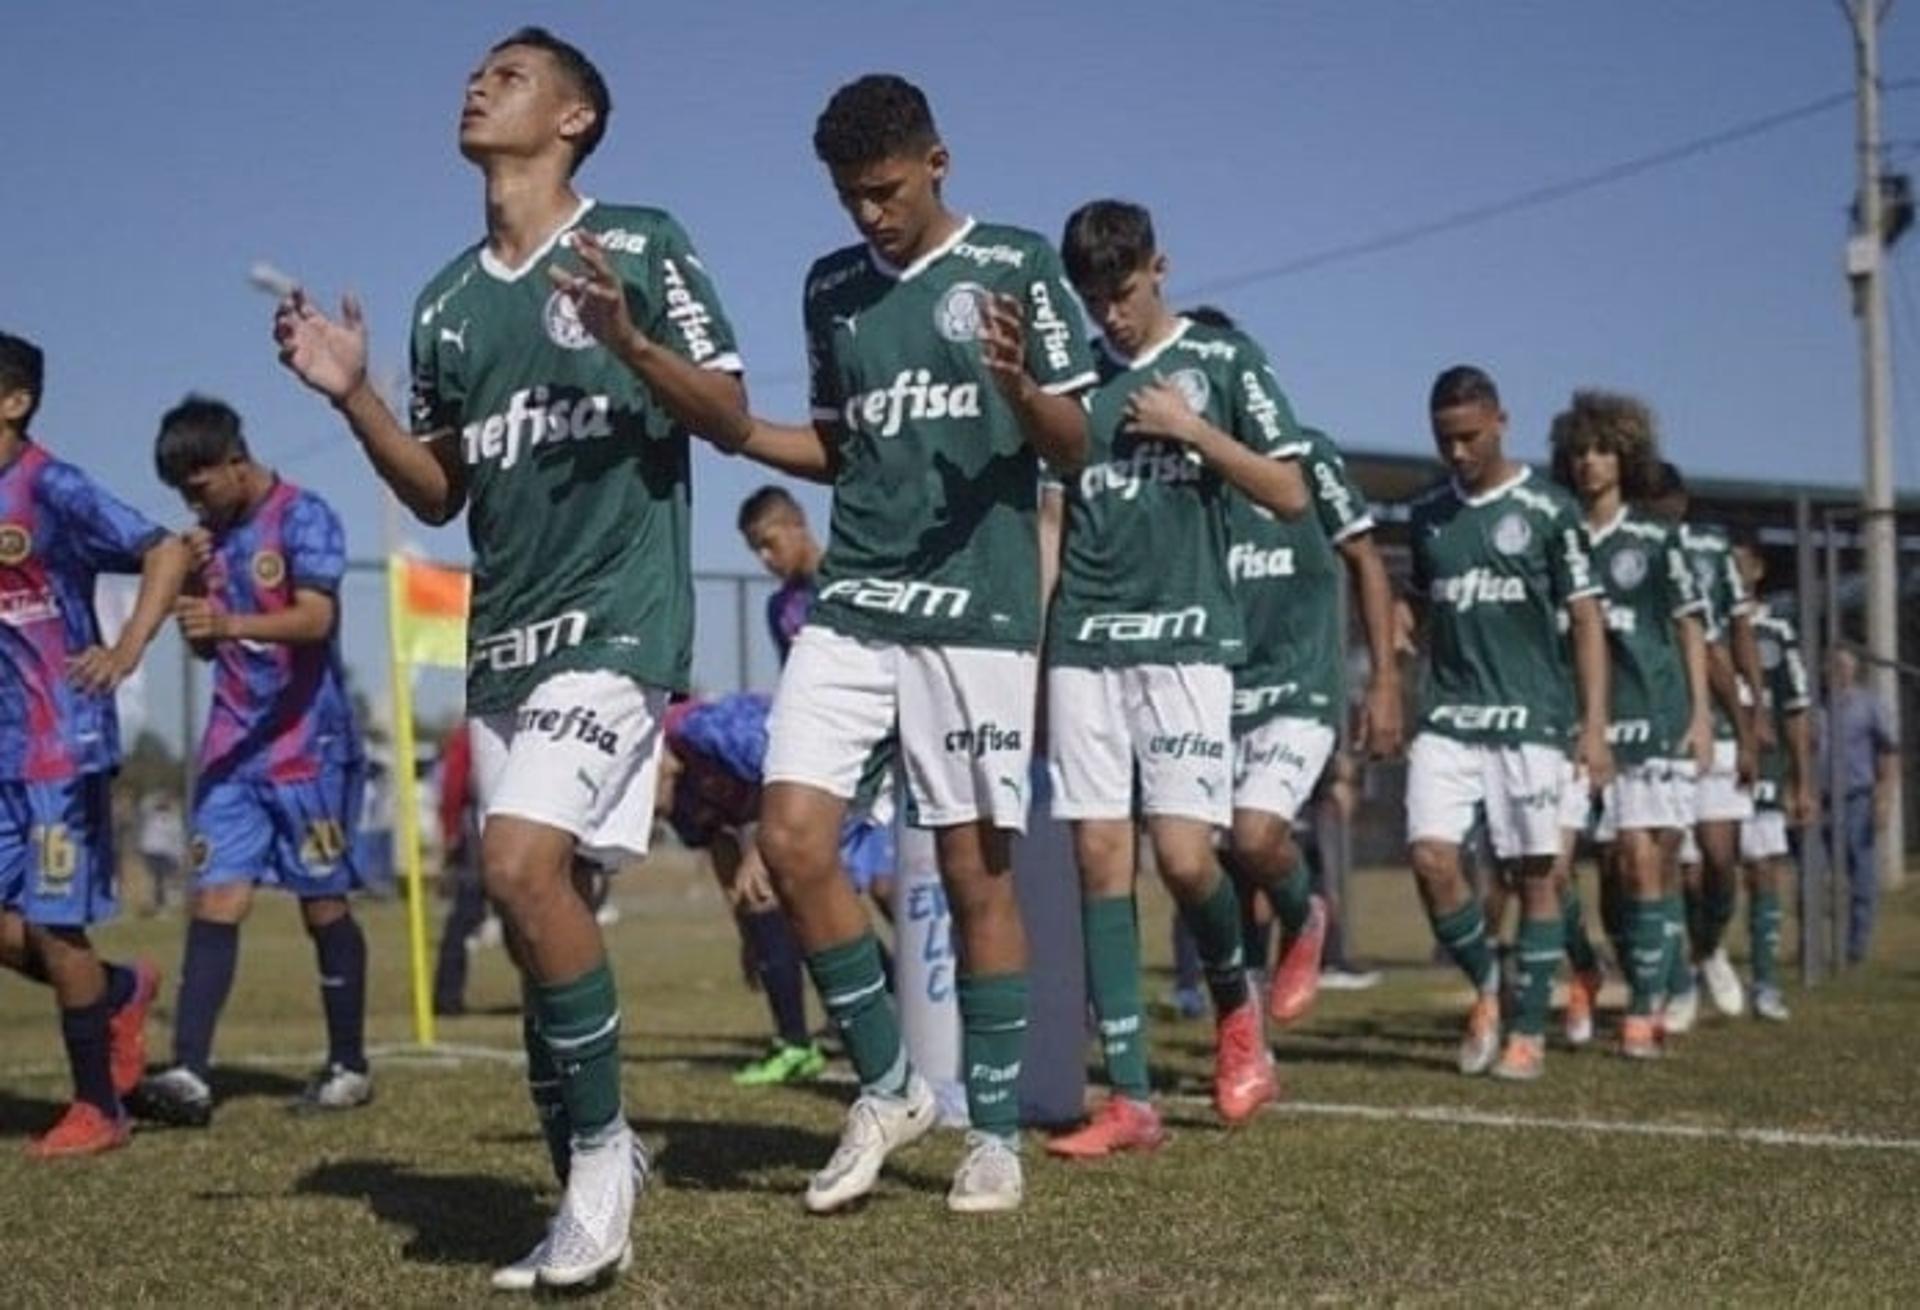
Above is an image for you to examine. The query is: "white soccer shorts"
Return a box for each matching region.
[1695,738,1755,824]
[765,626,1037,832]
[1232,715,1337,825]
[1047,663,1233,826]
[1560,762,1598,834]
[1603,757,1695,833]
[1740,809,1790,862]
[471,670,667,868]
[1406,733,1566,860]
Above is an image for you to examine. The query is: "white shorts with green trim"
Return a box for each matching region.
[1406,733,1566,861]
[1047,662,1232,826]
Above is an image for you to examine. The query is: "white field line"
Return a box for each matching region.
[10,1044,1920,1154]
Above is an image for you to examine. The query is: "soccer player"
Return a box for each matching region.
[1730,536,1813,1020]
[272,28,751,1288]
[1647,464,1762,1026]
[132,397,370,1124]
[1036,201,1308,1157]
[1405,366,1611,1081]
[0,329,186,1156]
[729,75,1096,1213]
[1548,391,1711,1060]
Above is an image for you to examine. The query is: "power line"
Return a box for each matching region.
[1181,83,1918,300]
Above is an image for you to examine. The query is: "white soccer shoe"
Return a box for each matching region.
[1664,985,1700,1036]
[492,1136,650,1292]
[537,1124,639,1288]
[804,1073,937,1214]
[1701,948,1746,1018]
[1752,985,1791,1023]
[293,1063,373,1112]
[947,1131,1024,1214]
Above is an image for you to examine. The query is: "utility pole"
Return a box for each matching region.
[1843,0,1905,889]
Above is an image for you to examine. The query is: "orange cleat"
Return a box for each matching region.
[108,960,161,1098]
[1213,999,1279,1124]
[25,1102,131,1160]
[1045,1096,1168,1159]
[1564,967,1602,1048]
[1268,896,1327,1027]
[1620,1015,1663,1060]
[1490,1033,1545,1082]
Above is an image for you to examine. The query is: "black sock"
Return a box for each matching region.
[61,1000,117,1115]
[104,961,136,1011]
[174,920,240,1079]
[310,914,368,1073]
[741,908,810,1047]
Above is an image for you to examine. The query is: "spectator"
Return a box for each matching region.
[1817,647,1900,964]
[136,791,186,915]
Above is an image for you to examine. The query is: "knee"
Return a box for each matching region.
[1408,841,1449,887]
[301,897,350,934]
[480,829,570,918]
[1230,812,1295,880]
[754,809,835,900]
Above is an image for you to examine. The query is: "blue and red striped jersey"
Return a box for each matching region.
[0,442,165,781]
[196,478,361,783]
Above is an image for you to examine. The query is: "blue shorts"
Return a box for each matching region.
[0,775,116,927]
[191,765,366,899]
[839,817,895,894]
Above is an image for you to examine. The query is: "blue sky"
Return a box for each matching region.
[5,2,1919,745]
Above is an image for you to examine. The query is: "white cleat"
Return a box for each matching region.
[1701,948,1746,1018]
[946,1131,1024,1214]
[536,1125,639,1289]
[1458,994,1501,1077]
[804,1074,936,1214]
[1664,986,1699,1036]
[1752,985,1791,1023]
[293,1063,373,1112]
[493,1138,649,1292]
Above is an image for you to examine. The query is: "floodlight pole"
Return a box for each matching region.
[1843,0,1905,888]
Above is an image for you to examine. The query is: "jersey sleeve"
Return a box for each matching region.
[39,462,166,574]
[1549,509,1601,606]
[408,301,463,437]
[1301,433,1372,542]
[1665,538,1706,619]
[804,282,842,427]
[633,215,742,374]
[282,493,348,595]
[1777,627,1812,714]
[1221,340,1308,459]
[1721,551,1756,622]
[1020,241,1097,396]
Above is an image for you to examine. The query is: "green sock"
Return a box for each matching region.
[807,934,908,1097]
[521,989,571,1183]
[1082,896,1150,1101]
[531,960,624,1150]
[1270,861,1313,940]
[1561,883,1599,975]
[1750,890,1783,989]
[1178,874,1249,1014]
[1627,897,1665,1016]
[1512,915,1563,1037]
[958,972,1027,1143]
[1429,900,1497,993]
[1663,893,1693,999]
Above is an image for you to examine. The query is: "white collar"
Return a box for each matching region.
[1099,316,1192,371]
[869,216,976,282]
[1454,464,1530,508]
[479,196,597,282]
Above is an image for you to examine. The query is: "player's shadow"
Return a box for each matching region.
[212,1067,309,1103]
[636,1113,945,1198]
[293,1158,547,1268]
[0,1087,65,1138]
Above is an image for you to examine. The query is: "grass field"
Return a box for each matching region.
[2,849,1917,1306]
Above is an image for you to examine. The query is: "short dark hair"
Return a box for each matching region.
[1061,200,1157,301]
[813,74,939,169]
[1653,460,1687,500]
[491,27,611,174]
[155,395,249,488]
[738,484,803,533]
[1430,365,1500,412]
[1548,388,1662,502]
[1183,304,1238,330]
[0,331,46,427]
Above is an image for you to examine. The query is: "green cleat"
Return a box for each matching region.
[733,1042,828,1087]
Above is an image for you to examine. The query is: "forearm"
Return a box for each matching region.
[1569,602,1610,731]
[1009,383,1088,474]
[1038,489,1064,622]
[335,383,462,525]
[1706,644,1752,743]
[610,333,751,452]
[220,604,335,646]
[119,537,193,655]
[735,418,837,483]
[1192,427,1307,517]
[1786,711,1813,792]
[1345,538,1400,697]
[1731,613,1764,709]
[1678,615,1710,723]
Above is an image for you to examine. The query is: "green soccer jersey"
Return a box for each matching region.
[1046,317,1305,670]
[1584,507,1704,764]
[1751,605,1811,809]
[1227,426,1374,730]
[407,200,741,715]
[1409,467,1599,747]
[1678,522,1755,741]
[803,218,1096,650]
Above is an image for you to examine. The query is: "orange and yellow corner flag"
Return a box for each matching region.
[389,554,469,671]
